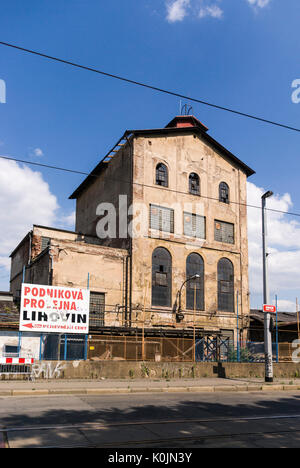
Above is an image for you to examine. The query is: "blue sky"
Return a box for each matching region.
[0,0,300,311]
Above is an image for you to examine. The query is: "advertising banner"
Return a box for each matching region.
[20,284,90,334]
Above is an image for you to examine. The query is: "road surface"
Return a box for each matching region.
[1,391,300,448]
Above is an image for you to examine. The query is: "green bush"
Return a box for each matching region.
[227,346,252,363]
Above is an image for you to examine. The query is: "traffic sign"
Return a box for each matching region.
[263,304,276,313]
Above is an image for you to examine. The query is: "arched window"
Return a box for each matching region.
[152,247,172,307]
[189,173,200,195]
[186,253,204,310]
[219,182,229,204]
[156,163,168,187]
[218,258,234,312]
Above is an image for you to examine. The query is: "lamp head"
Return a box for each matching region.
[262,190,273,200]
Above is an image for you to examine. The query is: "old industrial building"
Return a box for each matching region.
[8,114,255,360]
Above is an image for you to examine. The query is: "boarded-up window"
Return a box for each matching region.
[150,204,174,233]
[184,212,206,239]
[152,247,172,307]
[218,258,234,312]
[41,237,50,251]
[156,163,168,187]
[155,272,168,286]
[214,220,234,244]
[186,253,204,310]
[189,173,200,195]
[90,292,105,327]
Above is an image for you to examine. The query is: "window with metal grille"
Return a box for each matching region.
[42,334,86,361]
[189,173,200,195]
[156,163,168,187]
[218,258,234,312]
[184,212,206,239]
[186,253,204,310]
[214,220,234,244]
[41,236,50,251]
[150,204,174,233]
[219,182,229,204]
[89,292,105,327]
[152,247,172,307]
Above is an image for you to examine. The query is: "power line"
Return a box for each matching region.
[1,153,300,219]
[0,40,300,134]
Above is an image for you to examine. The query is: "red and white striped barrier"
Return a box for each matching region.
[0,358,34,364]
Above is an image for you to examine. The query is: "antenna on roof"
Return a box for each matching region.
[181,103,193,116]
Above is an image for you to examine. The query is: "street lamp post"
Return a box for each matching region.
[262,190,274,383]
[175,274,200,321]
[174,274,201,360]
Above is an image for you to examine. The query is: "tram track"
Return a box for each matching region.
[2,413,300,448]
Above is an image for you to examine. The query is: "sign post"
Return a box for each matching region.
[263,304,275,382]
[262,191,274,383]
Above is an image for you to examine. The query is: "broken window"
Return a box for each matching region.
[152,247,172,307]
[189,173,200,195]
[156,163,168,187]
[186,253,204,311]
[218,258,234,312]
[219,182,229,204]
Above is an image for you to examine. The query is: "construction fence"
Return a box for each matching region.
[3,332,298,363]
[87,335,298,363]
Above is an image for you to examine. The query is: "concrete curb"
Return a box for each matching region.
[0,384,300,397]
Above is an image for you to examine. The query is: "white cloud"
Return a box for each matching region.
[166,0,190,23]
[166,0,223,22]
[57,211,76,230]
[247,0,271,9]
[165,0,271,22]
[199,4,223,19]
[0,158,74,290]
[275,300,297,313]
[247,181,300,308]
[0,158,58,263]
[28,147,44,158]
[33,148,44,157]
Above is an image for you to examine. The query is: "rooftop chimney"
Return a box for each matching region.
[165,115,208,132]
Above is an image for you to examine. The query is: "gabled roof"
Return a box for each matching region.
[69,116,255,199]
[250,309,297,325]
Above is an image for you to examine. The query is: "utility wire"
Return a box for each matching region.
[0,40,300,133]
[1,154,300,219]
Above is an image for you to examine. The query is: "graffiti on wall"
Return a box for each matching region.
[31,361,66,379]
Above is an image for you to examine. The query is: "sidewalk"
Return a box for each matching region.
[1,377,300,397]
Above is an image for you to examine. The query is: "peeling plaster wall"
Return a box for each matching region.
[131,133,250,338]
[75,142,133,250]
[10,236,30,298]
[0,331,41,359]
[49,239,128,327]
